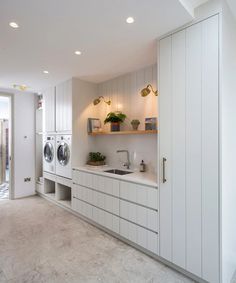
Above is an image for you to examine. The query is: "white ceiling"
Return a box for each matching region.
[187,0,209,8]
[179,0,209,16]
[226,0,236,19]
[0,0,194,93]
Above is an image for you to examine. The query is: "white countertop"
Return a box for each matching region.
[73,165,158,188]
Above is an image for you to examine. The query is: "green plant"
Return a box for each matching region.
[88,152,106,162]
[104,111,127,124]
[131,119,140,125]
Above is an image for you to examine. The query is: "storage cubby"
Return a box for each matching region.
[44,178,56,199]
[56,183,71,208]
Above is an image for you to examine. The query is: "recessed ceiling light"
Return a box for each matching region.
[126,17,134,24]
[9,22,19,28]
[75,50,82,55]
[43,70,49,74]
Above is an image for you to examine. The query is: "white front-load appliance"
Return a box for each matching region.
[56,135,72,179]
[43,135,56,174]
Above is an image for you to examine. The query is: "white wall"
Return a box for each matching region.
[221,2,236,282]
[0,96,9,119]
[72,78,97,167]
[13,92,36,198]
[226,0,236,19]
[94,65,157,173]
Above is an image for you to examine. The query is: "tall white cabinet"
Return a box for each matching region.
[43,80,72,133]
[159,15,219,283]
[56,80,72,133]
[43,87,55,132]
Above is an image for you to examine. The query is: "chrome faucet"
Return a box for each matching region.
[116,150,131,169]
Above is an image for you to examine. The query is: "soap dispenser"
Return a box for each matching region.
[140,160,146,172]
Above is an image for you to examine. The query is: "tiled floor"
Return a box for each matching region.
[0,196,195,283]
[0,183,8,199]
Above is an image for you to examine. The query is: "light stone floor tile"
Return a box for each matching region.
[0,196,195,283]
[0,270,7,283]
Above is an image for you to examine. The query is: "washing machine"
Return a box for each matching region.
[43,135,56,174]
[56,135,72,179]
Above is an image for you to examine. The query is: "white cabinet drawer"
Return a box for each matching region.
[73,184,93,204]
[93,207,119,234]
[93,190,119,215]
[120,219,158,254]
[120,181,158,210]
[73,170,119,197]
[73,170,94,188]
[120,200,158,232]
[73,184,119,216]
[72,198,93,220]
[93,174,119,196]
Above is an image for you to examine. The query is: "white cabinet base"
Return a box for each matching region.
[37,192,206,283]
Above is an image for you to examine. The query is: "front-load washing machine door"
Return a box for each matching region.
[57,142,70,166]
[44,142,54,163]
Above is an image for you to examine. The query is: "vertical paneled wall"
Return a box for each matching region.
[96,64,157,131]
[93,65,158,173]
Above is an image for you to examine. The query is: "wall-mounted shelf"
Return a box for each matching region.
[88,130,157,136]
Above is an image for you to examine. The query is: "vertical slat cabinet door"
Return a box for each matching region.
[56,83,63,132]
[65,80,72,132]
[159,35,172,262]
[56,80,72,132]
[171,30,186,269]
[186,22,202,277]
[61,80,72,132]
[201,15,219,283]
[44,87,55,132]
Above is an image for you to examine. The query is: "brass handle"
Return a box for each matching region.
[163,158,167,183]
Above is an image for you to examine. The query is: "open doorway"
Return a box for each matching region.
[0,96,11,199]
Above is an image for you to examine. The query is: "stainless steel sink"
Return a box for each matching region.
[104,169,133,175]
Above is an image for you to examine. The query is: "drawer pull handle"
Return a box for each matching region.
[163,157,167,183]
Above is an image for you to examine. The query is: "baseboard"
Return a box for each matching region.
[13,193,37,200]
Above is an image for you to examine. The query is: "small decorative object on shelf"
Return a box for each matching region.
[139,160,146,172]
[87,118,102,133]
[104,111,127,132]
[131,119,140,130]
[145,117,157,130]
[87,152,106,166]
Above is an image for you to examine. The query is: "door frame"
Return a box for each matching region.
[0,92,14,200]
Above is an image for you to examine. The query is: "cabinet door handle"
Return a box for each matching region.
[162,157,167,183]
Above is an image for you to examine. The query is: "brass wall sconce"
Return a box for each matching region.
[140,84,158,97]
[93,96,111,106]
[13,84,28,91]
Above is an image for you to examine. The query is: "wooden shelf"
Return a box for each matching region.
[88,130,157,136]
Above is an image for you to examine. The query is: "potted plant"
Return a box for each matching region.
[87,152,106,166]
[104,111,127,131]
[131,119,140,130]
